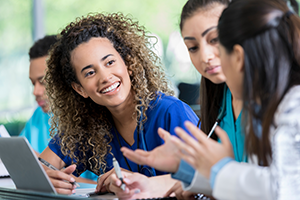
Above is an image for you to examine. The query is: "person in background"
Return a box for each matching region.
[19,35,98,182]
[39,13,198,196]
[19,35,57,155]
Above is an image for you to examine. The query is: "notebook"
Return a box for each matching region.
[0,125,10,178]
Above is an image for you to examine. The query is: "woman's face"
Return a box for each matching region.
[71,37,133,109]
[181,4,226,84]
[219,44,244,100]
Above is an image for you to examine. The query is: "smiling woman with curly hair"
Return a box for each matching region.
[39,12,198,195]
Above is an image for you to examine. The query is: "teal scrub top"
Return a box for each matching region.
[218,86,247,162]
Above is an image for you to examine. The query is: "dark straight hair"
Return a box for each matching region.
[218,0,300,165]
[180,0,229,140]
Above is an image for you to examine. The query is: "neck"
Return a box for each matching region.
[231,95,243,121]
[108,92,137,145]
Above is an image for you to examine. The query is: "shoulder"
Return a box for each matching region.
[150,93,190,110]
[274,85,300,125]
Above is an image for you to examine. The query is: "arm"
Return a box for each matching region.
[171,121,273,200]
[40,147,77,195]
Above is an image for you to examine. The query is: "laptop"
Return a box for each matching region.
[0,125,10,178]
[0,136,118,199]
[0,136,57,193]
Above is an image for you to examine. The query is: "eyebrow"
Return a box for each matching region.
[80,54,113,73]
[201,26,217,37]
[183,26,217,41]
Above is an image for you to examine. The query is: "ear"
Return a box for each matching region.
[71,82,89,98]
[232,44,244,72]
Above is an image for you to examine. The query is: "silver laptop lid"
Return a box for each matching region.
[0,137,56,193]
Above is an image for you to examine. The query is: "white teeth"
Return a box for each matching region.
[102,82,120,93]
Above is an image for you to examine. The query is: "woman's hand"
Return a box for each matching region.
[164,181,196,200]
[171,121,234,179]
[95,167,132,193]
[108,173,177,200]
[45,164,77,195]
[121,128,181,173]
[108,172,151,200]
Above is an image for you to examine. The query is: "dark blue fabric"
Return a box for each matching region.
[48,93,199,177]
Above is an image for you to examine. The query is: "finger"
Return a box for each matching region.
[173,128,199,157]
[96,169,114,191]
[121,148,150,165]
[215,126,232,148]
[170,136,199,168]
[164,181,180,197]
[55,187,76,195]
[177,148,197,169]
[184,121,207,144]
[47,169,76,185]
[51,177,75,190]
[61,164,77,175]
[157,128,171,142]
[182,191,197,200]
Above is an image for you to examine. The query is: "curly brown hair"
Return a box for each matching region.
[45,12,174,174]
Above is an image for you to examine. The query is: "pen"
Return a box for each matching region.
[207,119,221,139]
[112,157,126,191]
[38,157,80,187]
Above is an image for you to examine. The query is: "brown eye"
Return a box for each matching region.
[106,60,116,66]
[188,46,198,53]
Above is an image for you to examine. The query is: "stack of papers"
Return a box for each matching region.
[0,125,10,178]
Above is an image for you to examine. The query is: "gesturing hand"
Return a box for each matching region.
[121,128,181,173]
[171,121,234,179]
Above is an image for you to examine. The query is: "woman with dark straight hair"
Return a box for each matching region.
[170,0,300,199]
[118,0,248,199]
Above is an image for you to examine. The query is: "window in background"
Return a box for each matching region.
[0,0,202,135]
[0,1,33,135]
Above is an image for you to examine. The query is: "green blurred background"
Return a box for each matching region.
[0,0,202,136]
[2,0,298,136]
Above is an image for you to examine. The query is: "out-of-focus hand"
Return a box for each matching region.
[171,121,234,179]
[121,128,181,173]
[108,172,151,200]
[45,164,77,195]
[95,167,132,193]
[164,181,196,200]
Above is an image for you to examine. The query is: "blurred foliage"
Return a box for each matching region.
[43,0,187,47]
[0,0,190,129]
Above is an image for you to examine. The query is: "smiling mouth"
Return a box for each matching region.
[100,82,120,94]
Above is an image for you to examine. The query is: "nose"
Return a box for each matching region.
[98,66,112,85]
[200,44,215,64]
[33,82,45,97]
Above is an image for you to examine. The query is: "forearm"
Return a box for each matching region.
[40,146,66,169]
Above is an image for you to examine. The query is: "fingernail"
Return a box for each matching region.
[70,177,75,182]
[72,189,76,194]
[134,189,140,194]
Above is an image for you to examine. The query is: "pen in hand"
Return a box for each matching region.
[112,157,126,191]
[38,157,80,187]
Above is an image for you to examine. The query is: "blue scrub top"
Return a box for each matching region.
[48,93,199,177]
